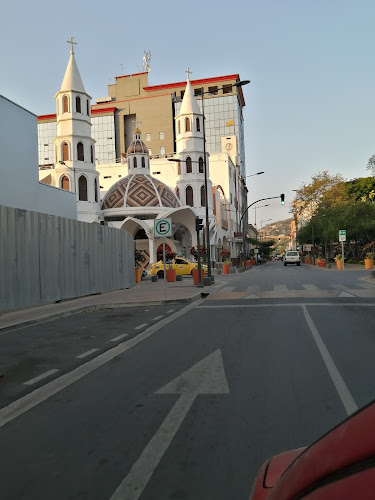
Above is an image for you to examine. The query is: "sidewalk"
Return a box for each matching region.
[0,275,227,332]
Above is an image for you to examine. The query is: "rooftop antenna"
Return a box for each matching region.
[143,50,151,73]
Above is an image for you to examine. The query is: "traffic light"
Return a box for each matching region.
[195,217,204,232]
[297,245,300,250]
[280,193,285,205]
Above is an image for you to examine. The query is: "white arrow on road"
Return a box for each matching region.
[110,349,229,500]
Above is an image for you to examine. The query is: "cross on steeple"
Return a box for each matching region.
[132,117,142,130]
[67,36,77,54]
[185,67,193,81]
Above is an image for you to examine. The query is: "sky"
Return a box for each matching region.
[1,0,375,226]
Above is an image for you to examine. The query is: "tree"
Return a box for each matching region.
[366,154,375,176]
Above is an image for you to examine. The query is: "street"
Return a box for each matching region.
[1,261,375,499]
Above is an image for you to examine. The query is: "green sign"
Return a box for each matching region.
[154,218,172,237]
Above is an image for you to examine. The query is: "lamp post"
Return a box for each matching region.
[59,161,76,193]
[198,79,250,281]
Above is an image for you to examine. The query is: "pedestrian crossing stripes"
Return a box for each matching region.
[208,282,375,300]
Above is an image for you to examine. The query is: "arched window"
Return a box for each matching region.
[185,117,190,132]
[63,95,68,113]
[199,157,204,173]
[176,187,180,199]
[86,99,90,115]
[78,176,88,201]
[186,186,194,206]
[133,157,137,168]
[77,142,84,161]
[141,157,145,168]
[196,117,200,132]
[186,156,192,173]
[178,120,181,134]
[91,145,94,164]
[61,175,70,191]
[76,96,81,113]
[62,142,69,161]
[94,178,98,203]
[201,185,206,207]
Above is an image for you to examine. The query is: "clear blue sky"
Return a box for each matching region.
[1,0,374,225]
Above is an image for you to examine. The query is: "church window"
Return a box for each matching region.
[201,185,206,207]
[63,95,68,113]
[62,142,69,161]
[178,121,181,134]
[176,187,180,199]
[91,145,94,163]
[76,96,81,113]
[94,178,98,203]
[61,175,70,191]
[185,117,190,132]
[199,157,204,173]
[78,176,88,201]
[133,157,137,168]
[196,118,200,132]
[77,142,84,161]
[86,99,89,115]
[186,186,194,207]
[141,157,145,168]
[186,156,192,173]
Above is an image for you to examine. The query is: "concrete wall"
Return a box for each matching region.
[0,94,77,220]
[0,205,135,314]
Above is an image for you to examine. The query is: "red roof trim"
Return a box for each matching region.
[38,114,56,121]
[91,107,117,114]
[144,74,240,92]
[115,71,148,80]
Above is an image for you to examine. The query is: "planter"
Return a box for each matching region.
[222,263,230,274]
[365,258,374,270]
[336,260,343,270]
[250,259,256,266]
[192,268,204,285]
[135,267,143,283]
[246,260,251,268]
[166,268,176,282]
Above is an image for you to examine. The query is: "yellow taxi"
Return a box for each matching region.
[150,257,205,278]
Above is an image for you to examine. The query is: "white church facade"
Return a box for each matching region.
[39,41,249,267]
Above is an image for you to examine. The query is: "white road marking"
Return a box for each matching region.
[338,291,356,298]
[110,350,229,500]
[167,309,175,314]
[197,303,375,309]
[243,294,260,300]
[0,299,205,429]
[302,284,319,291]
[301,305,358,416]
[76,348,99,359]
[134,323,148,330]
[23,369,59,386]
[153,316,164,321]
[110,334,128,342]
[274,285,288,291]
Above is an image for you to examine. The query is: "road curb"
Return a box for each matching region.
[0,292,207,334]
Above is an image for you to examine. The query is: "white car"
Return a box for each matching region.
[284,251,301,266]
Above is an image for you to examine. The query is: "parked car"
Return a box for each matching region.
[284,251,300,266]
[249,400,375,499]
[150,257,206,278]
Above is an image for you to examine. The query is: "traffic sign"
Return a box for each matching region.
[304,244,312,251]
[339,230,346,242]
[154,218,172,237]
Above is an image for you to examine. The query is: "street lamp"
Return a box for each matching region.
[198,79,250,282]
[59,161,76,193]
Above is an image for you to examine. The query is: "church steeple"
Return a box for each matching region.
[54,38,101,223]
[59,37,86,94]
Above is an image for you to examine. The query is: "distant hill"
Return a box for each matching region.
[260,218,293,238]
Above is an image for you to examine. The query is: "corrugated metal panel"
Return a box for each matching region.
[0,205,135,314]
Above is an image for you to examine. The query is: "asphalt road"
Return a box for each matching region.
[1,262,375,500]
